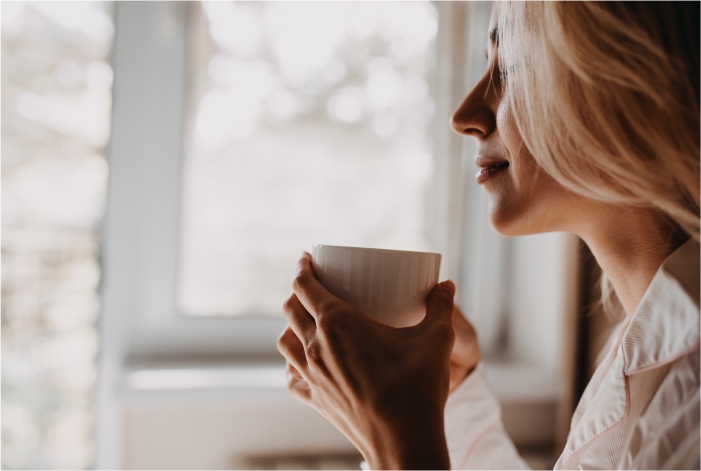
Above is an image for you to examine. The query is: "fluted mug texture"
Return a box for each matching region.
[311,245,442,328]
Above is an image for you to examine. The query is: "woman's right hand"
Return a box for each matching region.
[449,305,481,393]
[278,254,456,469]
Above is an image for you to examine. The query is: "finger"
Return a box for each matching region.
[451,305,481,368]
[276,326,309,374]
[421,280,456,326]
[286,363,313,405]
[287,365,332,422]
[283,294,316,344]
[449,363,471,394]
[292,253,348,320]
[452,304,477,339]
[288,362,304,379]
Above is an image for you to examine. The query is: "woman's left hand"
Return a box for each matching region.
[277,253,456,470]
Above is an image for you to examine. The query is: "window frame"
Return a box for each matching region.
[101,2,278,364]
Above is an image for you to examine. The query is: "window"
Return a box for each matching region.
[99,1,473,362]
[179,2,439,317]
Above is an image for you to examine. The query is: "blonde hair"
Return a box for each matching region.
[496,2,700,242]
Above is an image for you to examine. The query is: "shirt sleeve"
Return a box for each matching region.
[444,362,530,470]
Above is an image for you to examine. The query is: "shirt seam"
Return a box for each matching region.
[458,417,500,470]
[556,372,630,469]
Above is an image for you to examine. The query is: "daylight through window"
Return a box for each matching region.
[178,1,439,317]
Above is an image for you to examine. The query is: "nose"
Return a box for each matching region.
[450,70,497,139]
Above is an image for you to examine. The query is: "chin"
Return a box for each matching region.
[487,197,520,236]
[487,199,552,237]
[489,213,534,237]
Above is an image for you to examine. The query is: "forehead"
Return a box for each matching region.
[489,4,497,30]
[488,4,498,48]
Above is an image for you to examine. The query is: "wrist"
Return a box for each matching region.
[366,419,449,470]
[394,440,450,470]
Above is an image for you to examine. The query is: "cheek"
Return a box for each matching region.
[495,94,544,190]
[488,161,573,235]
[487,101,537,232]
[496,97,522,156]
[495,98,541,190]
[489,99,570,234]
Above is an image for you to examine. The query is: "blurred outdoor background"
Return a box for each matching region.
[2,3,113,468]
[2,2,610,470]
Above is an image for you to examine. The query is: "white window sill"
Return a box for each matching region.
[119,361,563,405]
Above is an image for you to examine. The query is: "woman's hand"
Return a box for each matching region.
[449,305,481,393]
[277,253,455,470]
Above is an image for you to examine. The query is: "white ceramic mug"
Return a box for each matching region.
[311,245,442,328]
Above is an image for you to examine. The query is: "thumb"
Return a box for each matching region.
[422,280,456,325]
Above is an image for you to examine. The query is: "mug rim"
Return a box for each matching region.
[312,244,441,257]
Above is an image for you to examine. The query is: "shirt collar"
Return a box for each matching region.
[622,238,700,374]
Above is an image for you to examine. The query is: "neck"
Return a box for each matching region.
[575,204,688,317]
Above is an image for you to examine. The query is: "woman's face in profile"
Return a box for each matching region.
[451,9,579,236]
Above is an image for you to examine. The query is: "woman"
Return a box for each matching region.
[277,2,700,469]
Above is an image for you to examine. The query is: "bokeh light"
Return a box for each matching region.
[1,2,113,468]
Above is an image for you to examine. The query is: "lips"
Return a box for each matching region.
[475,157,509,184]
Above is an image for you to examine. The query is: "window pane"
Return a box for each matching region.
[178,1,438,317]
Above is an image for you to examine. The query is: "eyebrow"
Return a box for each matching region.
[486,26,498,59]
[488,26,499,45]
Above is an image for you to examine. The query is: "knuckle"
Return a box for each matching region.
[315,310,339,333]
[276,328,294,352]
[288,379,310,403]
[282,297,295,314]
[431,322,455,344]
[292,273,310,293]
[282,297,300,319]
[432,288,454,309]
[443,324,457,343]
[288,382,302,398]
[320,298,342,313]
[276,333,289,354]
[304,339,323,363]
